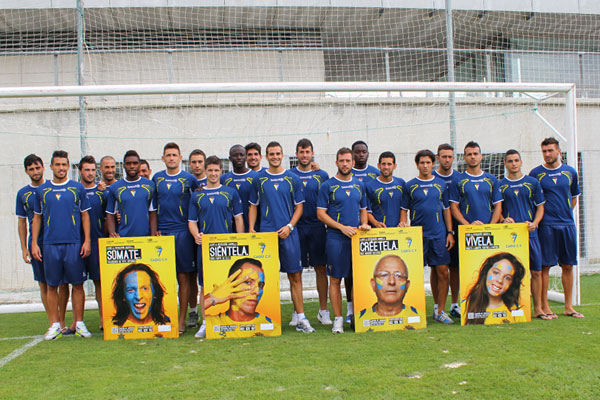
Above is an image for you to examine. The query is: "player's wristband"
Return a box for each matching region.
[287,223,294,232]
[447,230,455,235]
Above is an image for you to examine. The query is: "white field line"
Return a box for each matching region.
[0,335,41,341]
[0,336,43,369]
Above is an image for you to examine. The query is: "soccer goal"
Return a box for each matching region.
[0,81,582,311]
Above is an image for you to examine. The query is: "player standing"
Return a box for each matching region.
[139,159,152,179]
[317,147,370,333]
[245,142,264,172]
[188,156,244,338]
[249,141,315,333]
[189,149,207,188]
[530,137,583,319]
[401,150,455,324]
[365,151,406,228]
[31,150,92,340]
[222,144,258,232]
[99,155,117,188]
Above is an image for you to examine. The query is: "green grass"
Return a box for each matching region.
[1,275,599,399]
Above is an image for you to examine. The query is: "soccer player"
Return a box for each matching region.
[188,156,244,338]
[450,141,502,225]
[432,144,461,318]
[249,141,315,333]
[189,149,207,188]
[290,138,331,325]
[222,144,258,232]
[245,142,264,172]
[16,154,69,330]
[530,137,583,319]
[139,159,152,179]
[78,155,107,329]
[401,150,455,324]
[106,150,157,238]
[317,147,370,333]
[499,150,547,319]
[365,151,406,228]
[99,155,117,188]
[152,142,198,333]
[31,150,92,340]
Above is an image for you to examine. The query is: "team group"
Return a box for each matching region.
[16,137,584,340]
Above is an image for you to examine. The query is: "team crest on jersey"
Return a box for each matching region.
[130,190,136,197]
[423,188,429,196]
[514,189,519,196]
[303,181,308,187]
[55,193,62,201]
[274,183,279,191]
[406,237,413,248]
[166,183,172,190]
[345,189,351,197]
[474,183,480,190]
[236,183,241,190]
[511,233,517,243]
[388,191,393,198]
[209,197,215,204]
[552,178,558,184]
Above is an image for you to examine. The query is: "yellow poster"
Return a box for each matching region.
[202,232,281,339]
[351,227,427,333]
[459,223,531,326]
[99,236,179,340]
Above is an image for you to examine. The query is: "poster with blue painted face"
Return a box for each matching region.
[202,232,281,339]
[99,236,179,340]
[459,223,531,325]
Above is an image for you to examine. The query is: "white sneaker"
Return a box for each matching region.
[296,318,316,333]
[44,325,62,341]
[289,311,298,327]
[195,322,206,338]
[435,311,455,324]
[75,322,92,338]
[317,309,333,325]
[345,314,353,324]
[332,317,344,334]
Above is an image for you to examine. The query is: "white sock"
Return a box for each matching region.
[334,316,344,323]
[189,306,197,313]
[451,303,459,311]
[200,320,206,327]
[433,304,439,315]
[347,302,353,315]
[51,322,61,329]
[297,312,306,321]
[76,321,85,328]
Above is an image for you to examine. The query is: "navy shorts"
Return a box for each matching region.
[279,229,303,274]
[448,237,459,268]
[28,237,46,284]
[298,225,327,267]
[169,230,196,274]
[43,243,86,286]
[423,236,451,267]
[84,240,101,281]
[538,224,577,266]
[325,234,352,279]
[529,234,542,272]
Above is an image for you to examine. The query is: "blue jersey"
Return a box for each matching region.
[188,185,243,234]
[498,176,545,236]
[16,184,44,244]
[106,177,156,237]
[433,169,460,227]
[402,177,449,239]
[196,176,207,188]
[317,176,367,239]
[529,164,580,225]
[84,186,107,240]
[35,180,90,245]
[153,170,198,233]
[290,167,329,227]
[352,165,380,183]
[249,170,304,232]
[450,172,501,224]
[365,177,406,227]
[221,169,258,231]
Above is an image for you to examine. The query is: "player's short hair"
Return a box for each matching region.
[437,143,454,154]
[245,142,262,155]
[51,150,69,165]
[352,140,368,150]
[504,149,521,161]
[415,149,435,164]
[123,150,140,162]
[229,144,245,154]
[189,149,206,160]
[336,147,352,160]
[296,138,313,152]
[205,155,222,169]
[541,137,560,147]
[228,257,263,277]
[378,151,396,164]
[266,141,282,153]
[464,141,481,152]
[78,155,96,170]
[23,154,43,169]
[163,142,180,155]
[99,155,115,165]
[140,159,150,168]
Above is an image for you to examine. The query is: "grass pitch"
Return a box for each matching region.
[0,275,598,399]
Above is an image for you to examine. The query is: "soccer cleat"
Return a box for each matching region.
[289,311,298,327]
[188,311,199,328]
[449,307,461,318]
[45,325,62,341]
[62,327,76,336]
[195,322,206,338]
[317,309,333,325]
[332,317,344,334]
[345,314,353,324]
[296,318,316,333]
[75,322,92,338]
[435,311,455,324]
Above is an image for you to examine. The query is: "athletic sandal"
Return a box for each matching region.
[565,312,585,319]
[535,314,552,320]
[547,312,558,319]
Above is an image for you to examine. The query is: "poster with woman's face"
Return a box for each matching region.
[99,236,179,340]
[459,223,531,326]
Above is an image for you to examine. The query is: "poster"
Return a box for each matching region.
[351,227,427,333]
[202,232,281,339]
[99,236,179,340]
[459,223,531,326]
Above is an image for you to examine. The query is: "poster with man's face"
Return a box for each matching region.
[99,236,179,340]
[202,232,281,339]
[352,228,427,333]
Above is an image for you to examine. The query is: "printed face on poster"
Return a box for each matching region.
[99,236,179,340]
[202,232,281,339]
[351,227,427,333]
[459,223,531,326]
